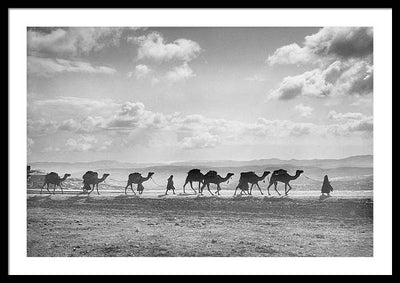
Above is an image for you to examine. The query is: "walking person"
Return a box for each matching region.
[321,175,334,196]
[165,175,176,195]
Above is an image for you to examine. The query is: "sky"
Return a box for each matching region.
[27,27,373,163]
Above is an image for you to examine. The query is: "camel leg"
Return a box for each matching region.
[96,184,100,195]
[256,183,263,195]
[284,184,287,195]
[191,182,197,194]
[125,182,129,195]
[199,183,205,195]
[59,184,64,194]
[215,184,221,195]
[274,183,281,196]
[267,183,273,195]
[249,184,254,195]
[165,188,168,195]
[172,186,176,194]
[285,183,293,195]
[88,185,95,195]
[131,184,136,195]
[41,183,46,194]
[53,184,56,194]
[47,184,51,194]
[207,184,214,196]
[182,180,188,194]
[234,186,238,196]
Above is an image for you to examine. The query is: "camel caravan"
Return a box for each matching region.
[37,167,304,197]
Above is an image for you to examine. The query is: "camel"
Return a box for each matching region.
[267,169,304,196]
[199,171,234,195]
[238,171,271,195]
[125,172,154,195]
[183,169,205,194]
[82,171,110,195]
[41,172,71,194]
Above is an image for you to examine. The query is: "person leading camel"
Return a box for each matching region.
[165,175,176,195]
[321,175,334,196]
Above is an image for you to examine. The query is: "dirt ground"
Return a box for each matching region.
[27,194,373,257]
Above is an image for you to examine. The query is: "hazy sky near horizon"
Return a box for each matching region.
[27,27,373,163]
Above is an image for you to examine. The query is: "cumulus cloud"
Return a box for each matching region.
[294,104,314,117]
[129,32,202,62]
[128,64,152,79]
[268,27,373,66]
[269,60,373,100]
[165,62,195,82]
[267,27,373,102]
[28,56,117,77]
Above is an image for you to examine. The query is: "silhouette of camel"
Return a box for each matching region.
[125,172,154,195]
[238,171,271,195]
[41,172,71,194]
[267,169,304,196]
[82,171,109,195]
[199,171,234,195]
[183,169,205,194]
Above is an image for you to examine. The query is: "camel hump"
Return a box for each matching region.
[241,171,255,177]
[273,169,287,175]
[83,171,98,179]
[48,172,58,176]
[129,172,142,181]
[188,169,201,174]
[205,170,218,177]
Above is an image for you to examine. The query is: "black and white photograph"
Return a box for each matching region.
[9,9,392,275]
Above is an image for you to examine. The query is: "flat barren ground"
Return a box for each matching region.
[27,194,373,257]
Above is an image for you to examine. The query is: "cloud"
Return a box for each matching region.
[28,118,59,137]
[27,27,137,57]
[130,32,202,62]
[63,135,113,152]
[268,27,373,66]
[294,104,314,117]
[33,96,118,111]
[327,111,373,136]
[328,110,366,121]
[246,118,315,138]
[28,101,373,154]
[268,60,373,100]
[267,43,315,66]
[128,64,152,79]
[165,62,195,82]
[28,56,117,77]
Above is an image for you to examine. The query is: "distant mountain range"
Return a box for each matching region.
[167,155,373,169]
[29,155,372,175]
